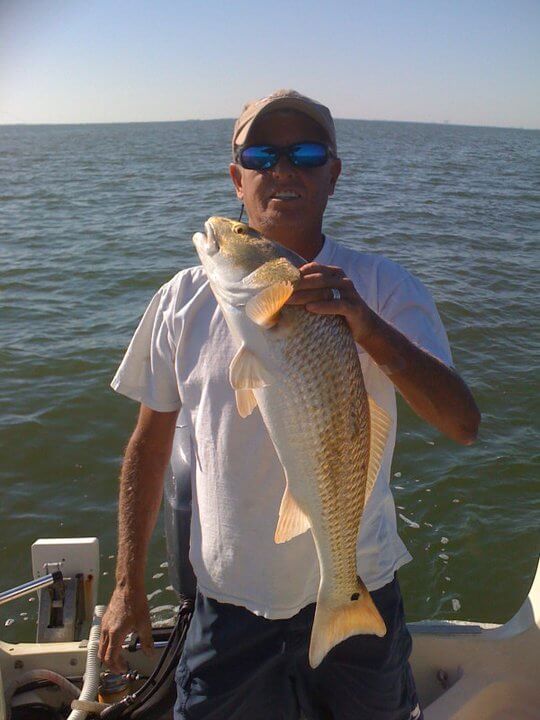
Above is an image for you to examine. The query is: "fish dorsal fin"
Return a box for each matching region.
[365,396,392,506]
[243,258,300,288]
[229,345,273,389]
[245,281,294,329]
[235,387,258,418]
[274,484,311,543]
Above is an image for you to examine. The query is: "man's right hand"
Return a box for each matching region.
[98,584,154,673]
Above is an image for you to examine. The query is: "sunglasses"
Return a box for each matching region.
[236,142,333,171]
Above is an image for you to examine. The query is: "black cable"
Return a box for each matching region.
[12,679,82,696]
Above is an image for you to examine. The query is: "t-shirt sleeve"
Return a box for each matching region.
[378,268,453,368]
[111,284,182,412]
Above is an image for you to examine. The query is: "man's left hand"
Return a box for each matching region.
[287,262,375,346]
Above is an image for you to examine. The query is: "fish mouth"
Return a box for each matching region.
[193,221,219,257]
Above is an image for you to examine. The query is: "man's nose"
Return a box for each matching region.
[270,154,296,177]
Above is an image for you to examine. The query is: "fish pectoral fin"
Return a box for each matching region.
[229,346,272,418]
[274,485,311,543]
[235,388,258,418]
[243,258,300,288]
[365,396,392,507]
[229,345,274,389]
[308,578,387,669]
[245,281,294,329]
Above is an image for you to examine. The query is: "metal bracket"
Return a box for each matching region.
[36,573,85,643]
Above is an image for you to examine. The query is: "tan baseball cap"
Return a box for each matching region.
[232,89,337,157]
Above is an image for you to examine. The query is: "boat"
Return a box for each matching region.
[1,536,539,719]
[409,559,540,719]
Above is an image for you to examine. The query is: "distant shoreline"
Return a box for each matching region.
[0,117,538,132]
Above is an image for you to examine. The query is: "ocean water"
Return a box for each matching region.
[0,119,538,641]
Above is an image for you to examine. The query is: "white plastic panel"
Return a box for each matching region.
[31,538,99,616]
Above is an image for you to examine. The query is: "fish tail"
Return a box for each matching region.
[308,577,387,668]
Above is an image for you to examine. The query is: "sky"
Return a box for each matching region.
[0,0,539,129]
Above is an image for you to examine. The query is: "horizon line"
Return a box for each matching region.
[0,116,538,132]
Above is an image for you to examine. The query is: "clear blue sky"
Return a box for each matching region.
[1,0,539,128]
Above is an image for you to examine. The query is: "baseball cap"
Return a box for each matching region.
[232,89,337,156]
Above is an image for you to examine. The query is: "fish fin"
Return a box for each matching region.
[274,485,311,543]
[308,577,387,669]
[229,345,273,390]
[235,388,258,418]
[245,281,294,328]
[243,258,300,288]
[365,396,392,507]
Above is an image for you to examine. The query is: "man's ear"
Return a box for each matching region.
[328,158,342,196]
[229,163,244,200]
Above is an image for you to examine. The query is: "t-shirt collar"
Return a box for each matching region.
[313,234,336,266]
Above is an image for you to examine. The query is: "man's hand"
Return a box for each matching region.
[98,584,154,673]
[287,262,480,445]
[287,262,375,342]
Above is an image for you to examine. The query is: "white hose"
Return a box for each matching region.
[67,604,106,720]
[4,669,81,720]
[71,698,111,713]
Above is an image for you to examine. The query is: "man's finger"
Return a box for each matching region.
[293,276,347,294]
[141,642,155,659]
[299,263,345,277]
[287,288,332,305]
[298,272,344,285]
[98,630,109,662]
[138,621,155,658]
[288,281,354,305]
[103,629,129,673]
[305,300,348,316]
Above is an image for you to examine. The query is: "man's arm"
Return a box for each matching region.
[288,262,480,446]
[352,313,480,445]
[98,404,178,673]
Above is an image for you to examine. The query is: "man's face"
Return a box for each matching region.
[229,111,341,243]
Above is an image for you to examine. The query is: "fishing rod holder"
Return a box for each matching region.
[0,538,100,644]
[0,567,86,642]
[30,538,99,643]
[36,570,87,643]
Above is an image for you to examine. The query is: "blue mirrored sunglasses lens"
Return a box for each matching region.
[290,142,329,167]
[240,145,278,170]
[239,142,329,170]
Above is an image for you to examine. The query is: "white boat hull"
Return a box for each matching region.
[2,553,539,719]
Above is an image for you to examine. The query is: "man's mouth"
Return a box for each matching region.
[270,191,301,201]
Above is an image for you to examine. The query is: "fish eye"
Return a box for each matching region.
[234,225,245,235]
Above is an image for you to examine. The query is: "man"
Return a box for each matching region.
[99,89,480,719]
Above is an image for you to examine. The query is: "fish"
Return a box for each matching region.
[193,216,391,668]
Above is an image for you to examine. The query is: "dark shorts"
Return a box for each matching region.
[174,575,423,720]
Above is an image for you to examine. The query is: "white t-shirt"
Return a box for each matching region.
[111,236,452,619]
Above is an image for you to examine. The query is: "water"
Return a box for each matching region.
[1,119,538,641]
